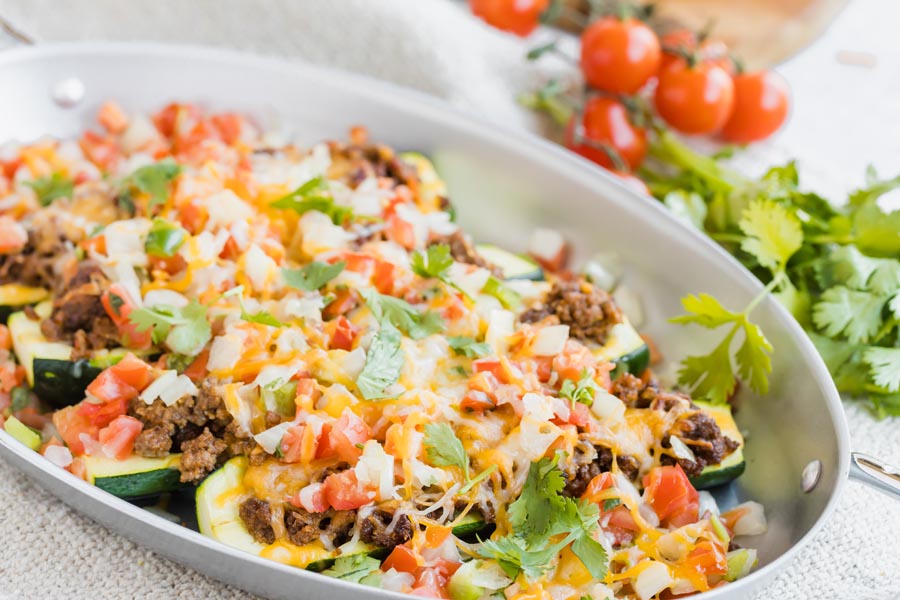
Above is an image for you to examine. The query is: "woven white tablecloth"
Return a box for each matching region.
[0,1,899,598]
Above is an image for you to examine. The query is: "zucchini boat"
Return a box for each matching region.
[84,454,183,499]
[689,402,746,490]
[594,319,651,377]
[0,284,49,323]
[474,244,544,281]
[398,152,448,211]
[198,457,489,570]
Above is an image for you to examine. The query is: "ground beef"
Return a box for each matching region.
[429,231,501,277]
[610,372,691,412]
[179,427,227,482]
[133,425,173,458]
[563,444,641,497]
[662,411,741,477]
[40,260,119,352]
[359,510,414,548]
[520,280,623,346]
[0,229,65,289]
[330,141,418,190]
[284,507,356,546]
[240,498,276,545]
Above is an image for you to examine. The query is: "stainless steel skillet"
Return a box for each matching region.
[0,42,897,600]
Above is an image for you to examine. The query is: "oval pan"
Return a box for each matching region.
[0,43,849,600]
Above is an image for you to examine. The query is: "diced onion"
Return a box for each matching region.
[354,440,395,501]
[591,390,625,421]
[143,289,189,309]
[204,189,254,230]
[633,561,673,600]
[44,445,73,468]
[120,115,161,154]
[698,490,720,517]
[531,325,569,356]
[381,568,415,593]
[583,253,622,291]
[732,501,768,536]
[243,244,278,291]
[448,263,491,297]
[527,228,565,263]
[207,333,244,372]
[139,370,178,405]
[656,532,688,562]
[613,284,644,327]
[159,375,198,407]
[451,560,511,591]
[296,483,325,513]
[253,421,294,455]
[669,435,696,463]
[485,309,514,354]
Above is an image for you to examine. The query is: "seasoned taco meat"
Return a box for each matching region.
[132,425,173,458]
[179,427,226,482]
[284,506,356,547]
[563,444,642,497]
[610,372,691,412]
[662,411,741,477]
[240,498,277,545]
[359,509,413,548]
[429,231,501,276]
[520,280,623,346]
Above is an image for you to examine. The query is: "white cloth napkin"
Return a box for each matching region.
[0,1,899,598]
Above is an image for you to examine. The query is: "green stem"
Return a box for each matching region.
[806,234,857,245]
[518,90,574,128]
[649,128,747,194]
[743,271,787,316]
[709,232,745,243]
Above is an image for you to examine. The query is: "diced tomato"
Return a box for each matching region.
[382,545,421,574]
[373,260,395,295]
[472,357,506,382]
[294,377,321,412]
[178,198,209,234]
[0,325,10,351]
[317,409,372,463]
[80,234,107,256]
[148,253,187,276]
[412,567,450,598]
[86,370,138,405]
[98,415,143,460]
[567,402,591,428]
[339,252,375,276]
[15,406,49,430]
[68,456,87,479]
[386,215,416,249]
[425,525,453,548]
[210,113,243,145]
[97,101,129,134]
[280,424,306,463]
[183,349,210,383]
[79,130,120,172]
[685,540,727,577]
[0,216,28,254]
[108,353,154,391]
[0,362,20,392]
[101,284,152,349]
[326,316,359,351]
[460,390,495,414]
[152,103,181,138]
[644,465,700,528]
[53,405,99,456]
[534,356,553,382]
[322,469,375,510]
[552,341,595,382]
[78,397,129,428]
[582,472,615,502]
[289,482,329,513]
[219,236,241,260]
[322,289,358,320]
[605,505,639,546]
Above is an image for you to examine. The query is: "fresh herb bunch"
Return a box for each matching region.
[646,130,900,416]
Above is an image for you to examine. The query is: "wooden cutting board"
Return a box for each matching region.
[561,0,850,69]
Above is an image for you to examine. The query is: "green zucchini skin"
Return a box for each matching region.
[32,358,103,409]
[611,344,650,377]
[690,458,746,490]
[474,244,544,281]
[94,468,184,499]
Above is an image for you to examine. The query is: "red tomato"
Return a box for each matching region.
[108,353,154,391]
[79,130,121,172]
[326,316,359,351]
[97,101,129,134]
[386,215,416,249]
[322,289,358,320]
[322,469,375,510]
[580,17,661,94]
[0,325,11,351]
[685,540,728,576]
[382,545,421,574]
[654,59,735,135]
[86,371,137,405]
[720,70,790,144]
[53,405,99,456]
[567,402,591,428]
[290,482,329,513]
[605,504,639,546]
[373,260,396,295]
[78,397,129,428]
[581,472,615,501]
[468,0,549,37]
[211,113,243,145]
[0,216,28,255]
[322,409,372,463]
[659,30,733,73]
[565,96,647,171]
[644,464,700,528]
[183,349,210,383]
[101,284,152,349]
[280,424,306,463]
[98,415,143,460]
[460,390,496,414]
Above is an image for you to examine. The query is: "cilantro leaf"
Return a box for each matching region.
[423,422,469,472]
[670,293,741,329]
[559,369,599,407]
[356,322,404,400]
[322,554,382,584]
[447,336,490,358]
[282,261,345,292]
[411,244,454,279]
[361,288,444,340]
[676,331,739,405]
[145,218,187,257]
[242,308,283,327]
[27,172,74,206]
[864,347,900,392]
[738,199,802,271]
[129,301,211,356]
[735,320,773,395]
[124,162,182,208]
[270,176,352,225]
[479,536,557,581]
[508,455,566,541]
[812,286,885,344]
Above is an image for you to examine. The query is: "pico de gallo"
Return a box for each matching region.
[0,101,765,599]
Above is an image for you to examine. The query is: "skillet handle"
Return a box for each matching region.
[849,452,900,500]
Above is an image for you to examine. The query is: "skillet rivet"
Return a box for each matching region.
[802,459,822,493]
[50,77,85,108]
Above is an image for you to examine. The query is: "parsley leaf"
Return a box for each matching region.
[411,244,453,279]
[27,172,74,206]
[144,218,187,257]
[282,261,345,292]
[361,288,444,340]
[423,422,469,472]
[558,369,599,407]
[123,162,182,208]
[322,554,382,585]
[356,322,404,400]
[738,199,803,271]
[447,336,490,358]
[270,176,353,225]
[129,301,211,356]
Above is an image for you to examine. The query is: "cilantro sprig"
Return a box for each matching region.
[448,336,490,358]
[423,422,497,494]
[478,455,607,581]
[121,161,182,208]
[270,176,353,225]
[282,261,345,292]
[129,301,211,356]
[356,322,405,400]
[411,244,454,279]
[559,369,599,408]
[27,172,74,206]
[361,288,444,340]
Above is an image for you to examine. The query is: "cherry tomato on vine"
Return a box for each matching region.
[580,17,661,94]
[469,0,549,37]
[654,58,735,135]
[564,96,647,171]
[659,30,732,74]
[720,70,790,143]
